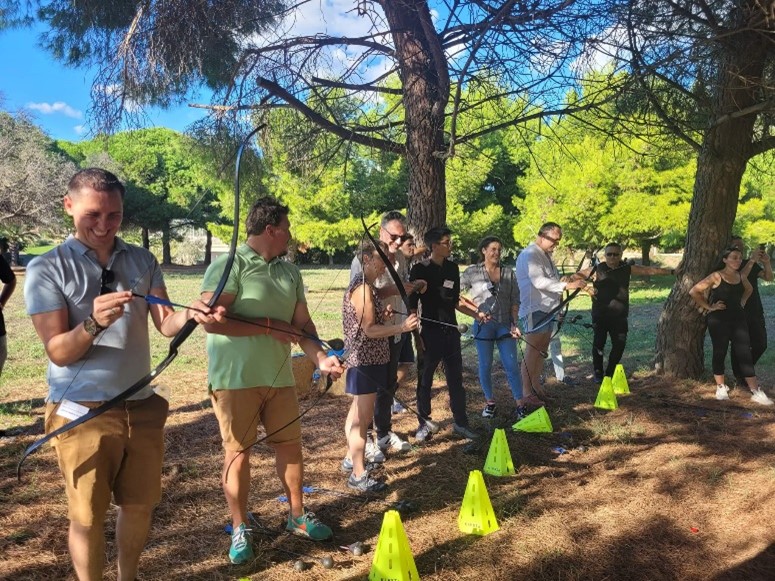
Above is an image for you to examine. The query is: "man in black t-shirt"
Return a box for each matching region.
[574,242,673,382]
[0,254,17,378]
[409,227,481,442]
[730,236,773,385]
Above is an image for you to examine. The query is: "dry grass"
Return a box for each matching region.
[2,267,775,580]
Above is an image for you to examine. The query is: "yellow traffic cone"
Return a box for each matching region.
[612,364,630,395]
[594,376,618,410]
[512,406,553,432]
[369,510,419,581]
[483,428,516,477]
[458,470,500,536]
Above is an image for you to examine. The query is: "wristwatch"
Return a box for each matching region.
[83,314,107,337]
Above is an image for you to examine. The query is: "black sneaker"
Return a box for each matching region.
[513,405,528,421]
[481,402,496,418]
[347,471,388,493]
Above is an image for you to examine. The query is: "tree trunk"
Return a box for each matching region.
[380,0,449,240]
[142,227,150,249]
[162,225,172,265]
[204,229,212,265]
[655,21,766,378]
[640,240,651,266]
[9,241,20,266]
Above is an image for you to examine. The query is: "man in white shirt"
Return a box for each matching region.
[516,222,586,406]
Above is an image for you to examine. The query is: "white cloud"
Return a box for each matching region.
[25,101,83,119]
[571,25,629,75]
[73,124,87,136]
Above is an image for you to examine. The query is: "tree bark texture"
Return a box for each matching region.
[162,226,172,265]
[380,0,448,239]
[204,229,212,265]
[655,12,768,378]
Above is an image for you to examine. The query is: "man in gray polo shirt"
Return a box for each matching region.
[24,168,222,581]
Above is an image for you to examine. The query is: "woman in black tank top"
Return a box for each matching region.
[690,247,773,405]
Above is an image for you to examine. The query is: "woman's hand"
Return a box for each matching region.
[402,313,419,333]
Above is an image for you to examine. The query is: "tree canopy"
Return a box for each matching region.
[0,109,75,263]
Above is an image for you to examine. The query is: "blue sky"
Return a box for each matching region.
[0,25,209,142]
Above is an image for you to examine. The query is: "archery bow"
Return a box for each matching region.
[16,127,260,480]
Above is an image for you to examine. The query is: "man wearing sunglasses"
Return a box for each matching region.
[573,242,674,382]
[24,168,224,581]
[516,223,587,406]
[349,211,426,457]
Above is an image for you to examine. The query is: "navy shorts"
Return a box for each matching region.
[398,332,415,364]
[346,364,389,396]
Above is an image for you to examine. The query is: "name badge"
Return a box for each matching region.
[56,399,90,421]
[443,279,454,289]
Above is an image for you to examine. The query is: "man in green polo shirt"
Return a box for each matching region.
[201,196,344,565]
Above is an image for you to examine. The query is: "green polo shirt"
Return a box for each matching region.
[201,244,305,390]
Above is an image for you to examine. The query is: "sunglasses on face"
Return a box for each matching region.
[100,268,115,295]
[606,252,621,257]
[384,231,412,244]
[540,232,560,244]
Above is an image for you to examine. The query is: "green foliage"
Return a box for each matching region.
[514,85,696,254]
[260,104,408,254]
[735,151,775,244]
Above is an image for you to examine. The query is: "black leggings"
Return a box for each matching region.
[707,312,755,378]
[592,315,628,378]
[731,313,767,380]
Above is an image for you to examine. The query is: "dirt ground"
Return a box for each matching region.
[2,356,774,580]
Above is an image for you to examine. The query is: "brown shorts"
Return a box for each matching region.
[44,394,169,526]
[210,386,301,451]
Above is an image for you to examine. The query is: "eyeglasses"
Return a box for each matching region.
[606,252,621,257]
[383,230,412,244]
[540,232,560,244]
[100,268,115,295]
[436,239,452,247]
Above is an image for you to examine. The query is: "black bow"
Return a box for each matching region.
[16,128,259,480]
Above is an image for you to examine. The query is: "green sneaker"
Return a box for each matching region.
[228,522,254,564]
[286,509,332,541]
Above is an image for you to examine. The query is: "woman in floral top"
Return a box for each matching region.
[342,239,418,492]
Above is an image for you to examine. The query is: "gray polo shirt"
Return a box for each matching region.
[24,236,165,402]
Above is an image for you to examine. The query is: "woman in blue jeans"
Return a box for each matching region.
[461,236,525,418]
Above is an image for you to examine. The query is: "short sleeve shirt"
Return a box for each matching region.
[460,263,519,325]
[24,236,164,402]
[409,258,460,325]
[201,244,305,390]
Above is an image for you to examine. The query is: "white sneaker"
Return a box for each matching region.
[751,389,774,406]
[365,440,386,463]
[415,424,433,443]
[377,431,411,453]
[715,384,730,401]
